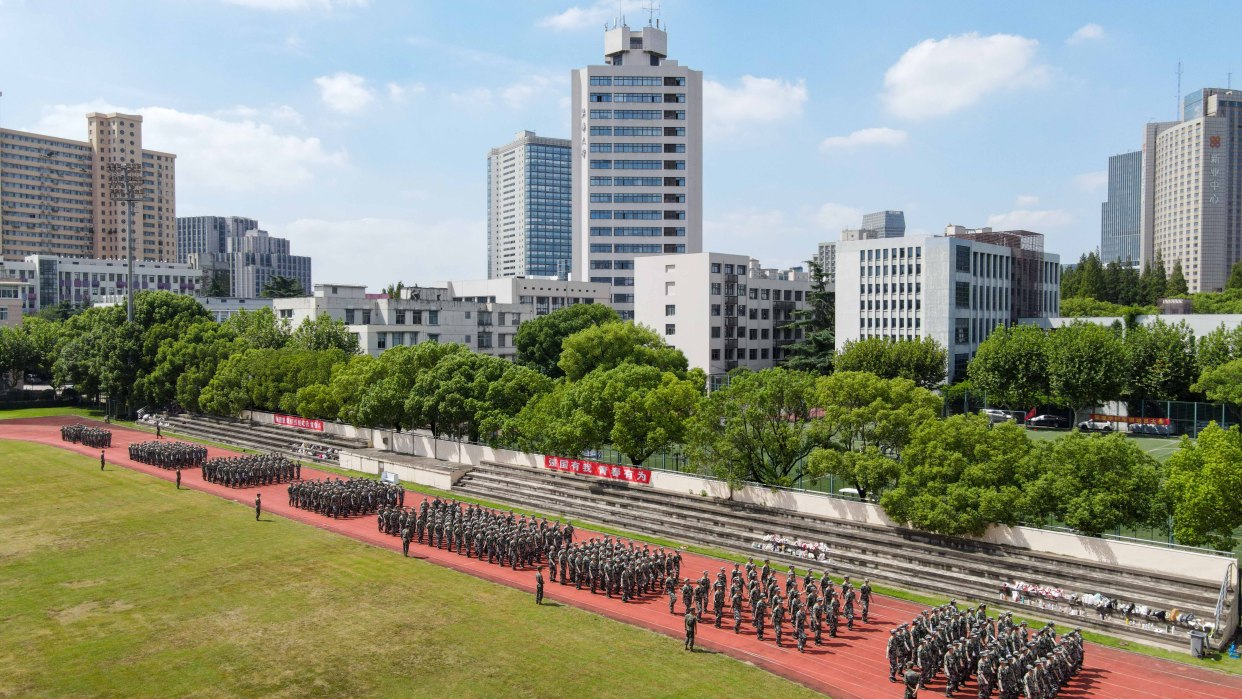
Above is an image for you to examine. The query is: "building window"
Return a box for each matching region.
[711,326,721,339]
[428,311,439,325]
[710,283,722,295]
[665,324,675,336]
[344,309,355,324]
[955,282,970,309]
[665,304,676,316]
[396,310,406,324]
[955,245,971,272]
[711,349,720,361]
[377,332,387,350]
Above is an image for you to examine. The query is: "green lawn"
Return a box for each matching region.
[1024,427,1183,462]
[0,406,108,421]
[0,441,823,699]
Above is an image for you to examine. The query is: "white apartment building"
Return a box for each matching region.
[0,254,199,312]
[814,242,837,283]
[634,252,811,375]
[442,276,610,314]
[1140,88,1242,292]
[0,280,22,327]
[1,112,177,262]
[571,22,704,320]
[835,229,1060,382]
[272,284,531,359]
[486,131,572,279]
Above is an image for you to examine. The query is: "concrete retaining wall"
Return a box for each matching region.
[245,409,1236,587]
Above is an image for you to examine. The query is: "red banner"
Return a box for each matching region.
[274,413,325,431]
[543,455,651,485]
[1089,414,1171,426]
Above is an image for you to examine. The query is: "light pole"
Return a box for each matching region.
[104,162,144,323]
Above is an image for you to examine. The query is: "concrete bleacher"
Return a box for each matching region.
[161,413,368,466]
[453,459,1227,653]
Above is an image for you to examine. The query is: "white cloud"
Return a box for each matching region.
[314,72,376,114]
[449,74,564,111]
[814,203,864,233]
[386,82,425,104]
[538,0,641,31]
[277,217,483,287]
[819,127,908,152]
[985,209,1073,231]
[1073,171,1108,192]
[35,102,346,195]
[222,0,369,10]
[1015,194,1040,207]
[704,76,808,137]
[882,32,1049,120]
[1066,23,1104,45]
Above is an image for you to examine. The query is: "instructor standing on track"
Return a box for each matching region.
[100,450,105,471]
[255,493,262,521]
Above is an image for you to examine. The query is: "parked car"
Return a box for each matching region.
[981,409,1014,424]
[1130,423,1173,437]
[1027,414,1069,429]
[1077,419,1113,432]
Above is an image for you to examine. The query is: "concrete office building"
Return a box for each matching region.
[487,131,572,279]
[1100,151,1142,266]
[0,112,176,262]
[1140,88,1242,292]
[176,215,259,262]
[814,241,837,283]
[0,280,22,327]
[272,284,532,359]
[442,276,610,314]
[179,217,311,299]
[634,252,811,375]
[571,22,704,320]
[861,210,906,238]
[835,227,1059,382]
[0,254,198,313]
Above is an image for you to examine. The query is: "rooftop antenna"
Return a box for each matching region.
[643,1,661,26]
[1176,59,1183,120]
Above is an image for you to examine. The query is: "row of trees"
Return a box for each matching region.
[4,293,1240,549]
[966,319,1242,412]
[1062,253,1242,317]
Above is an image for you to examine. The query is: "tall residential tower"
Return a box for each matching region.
[1140,88,1242,292]
[486,131,572,279]
[571,22,703,319]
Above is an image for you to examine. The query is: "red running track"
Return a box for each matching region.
[2,416,1239,699]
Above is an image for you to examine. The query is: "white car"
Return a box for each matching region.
[981,409,1014,424]
[1077,419,1113,432]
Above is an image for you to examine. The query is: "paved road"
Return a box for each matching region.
[3,416,1239,699]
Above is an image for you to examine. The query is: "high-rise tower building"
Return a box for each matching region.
[178,216,311,298]
[1140,88,1242,292]
[486,131,571,279]
[177,215,259,262]
[571,22,703,319]
[1100,151,1141,266]
[861,210,906,238]
[0,112,176,262]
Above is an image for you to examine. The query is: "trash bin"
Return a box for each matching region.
[1189,630,1207,658]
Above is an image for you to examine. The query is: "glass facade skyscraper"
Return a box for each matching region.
[1100,151,1141,266]
[487,131,572,279]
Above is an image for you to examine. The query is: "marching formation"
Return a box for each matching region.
[288,477,404,518]
[887,603,1083,699]
[377,497,575,568]
[128,440,207,469]
[203,454,299,488]
[60,423,111,448]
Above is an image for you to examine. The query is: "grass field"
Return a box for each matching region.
[0,441,823,699]
[1024,427,1184,462]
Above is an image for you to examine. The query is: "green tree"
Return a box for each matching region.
[1045,321,1126,418]
[478,363,554,443]
[515,304,620,377]
[1196,323,1242,374]
[1165,424,1242,550]
[1139,256,1168,305]
[351,343,468,429]
[1027,431,1163,536]
[879,416,1036,536]
[16,316,65,379]
[288,313,359,354]
[224,307,289,349]
[805,371,942,500]
[406,352,509,440]
[293,383,341,420]
[784,259,836,374]
[832,337,947,389]
[139,321,241,412]
[1123,319,1197,400]
[1227,261,1242,290]
[204,269,231,297]
[1059,297,1158,318]
[0,326,34,389]
[611,369,703,465]
[1167,260,1189,296]
[383,281,406,299]
[685,368,821,489]
[1066,252,1104,300]
[1193,359,1242,405]
[966,324,1049,409]
[200,348,346,416]
[261,275,305,298]
[558,321,688,381]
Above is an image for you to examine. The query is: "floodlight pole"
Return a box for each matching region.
[105,162,144,323]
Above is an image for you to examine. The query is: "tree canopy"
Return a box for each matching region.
[261,275,305,298]
[966,324,1049,409]
[557,321,688,381]
[832,337,947,389]
[1165,423,1242,550]
[783,259,835,375]
[1045,321,1126,416]
[514,303,620,378]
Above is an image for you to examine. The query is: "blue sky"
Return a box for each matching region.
[1,0,1239,287]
